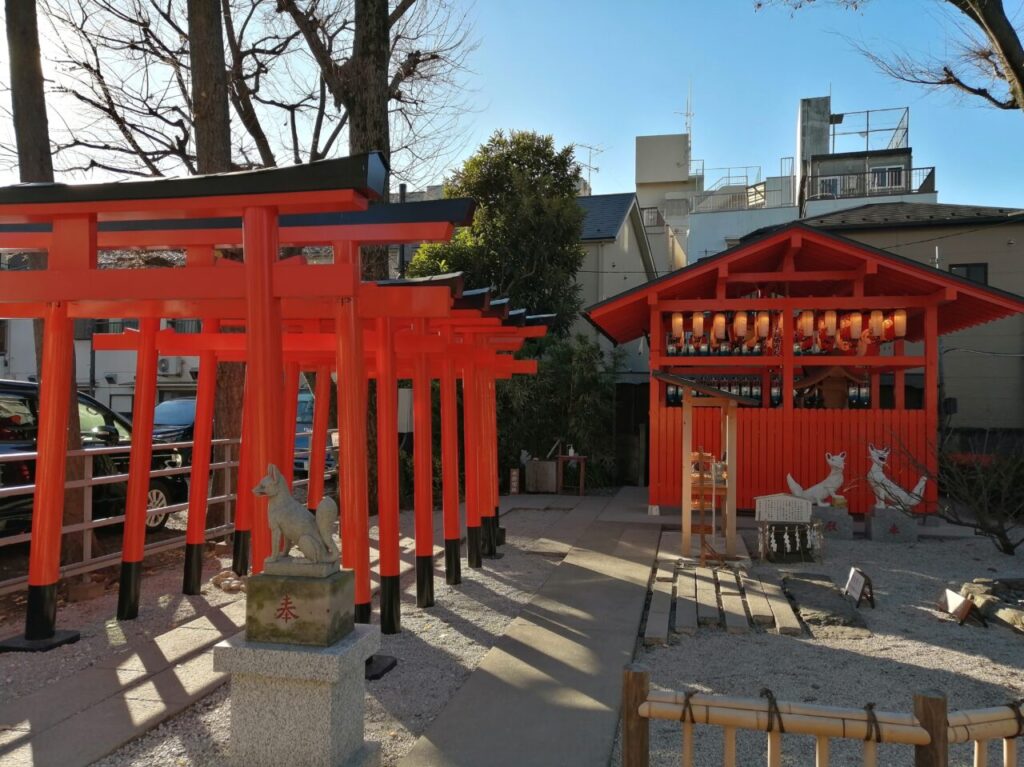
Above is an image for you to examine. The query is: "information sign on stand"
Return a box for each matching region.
[843,567,875,608]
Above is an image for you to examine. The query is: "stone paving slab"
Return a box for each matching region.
[399,497,661,767]
[0,607,242,767]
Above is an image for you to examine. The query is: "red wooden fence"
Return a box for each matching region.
[649,406,929,513]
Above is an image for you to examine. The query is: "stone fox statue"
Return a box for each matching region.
[867,444,928,510]
[253,463,339,564]
[786,451,846,506]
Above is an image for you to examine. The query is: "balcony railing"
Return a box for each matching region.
[806,167,935,202]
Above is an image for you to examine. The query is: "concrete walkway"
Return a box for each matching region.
[400,494,660,767]
[0,602,245,767]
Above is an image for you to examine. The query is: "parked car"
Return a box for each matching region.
[0,380,188,536]
[293,391,337,477]
[152,397,196,466]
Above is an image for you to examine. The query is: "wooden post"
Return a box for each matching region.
[894,340,906,410]
[914,690,948,767]
[923,304,940,508]
[681,390,693,558]
[781,310,794,477]
[622,664,650,767]
[725,401,738,557]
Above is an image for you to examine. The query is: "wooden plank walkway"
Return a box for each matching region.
[740,572,777,626]
[717,570,750,635]
[758,573,804,636]
[694,567,721,627]
[673,567,698,635]
[643,560,674,646]
[642,544,805,636]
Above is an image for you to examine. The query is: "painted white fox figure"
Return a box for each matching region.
[866,445,927,510]
[253,463,339,564]
[786,451,845,506]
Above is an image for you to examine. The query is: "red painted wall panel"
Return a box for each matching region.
[650,404,930,513]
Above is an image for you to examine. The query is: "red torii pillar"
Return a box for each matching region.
[183,319,219,595]
[462,365,483,568]
[117,317,159,619]
[412,319,435,608]
[440,334,462,585]
[335,243,373,623]
[375,316,402,633]
[305,364,332,513]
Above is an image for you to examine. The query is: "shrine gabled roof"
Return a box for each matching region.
[0,153,387,211]
[584,222,1024,345]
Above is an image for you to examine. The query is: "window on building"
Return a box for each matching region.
[816,176,840,198]
[950,263,988,285]
[869,166,904,191]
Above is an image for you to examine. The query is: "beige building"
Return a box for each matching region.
[802,201,1024,432]
[575,193,658,377]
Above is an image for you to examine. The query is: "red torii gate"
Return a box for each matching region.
[93,301,544,631]
[0,154,547,649]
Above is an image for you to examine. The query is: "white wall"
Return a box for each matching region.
[805,192,938,217]
[687,206,799,261]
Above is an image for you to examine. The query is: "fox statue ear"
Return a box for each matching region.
[268,463,280,480]
[868,443,876,453]
[825,452,832,460]
[838,451,847,459]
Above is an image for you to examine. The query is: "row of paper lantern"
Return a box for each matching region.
[669,309,908,341]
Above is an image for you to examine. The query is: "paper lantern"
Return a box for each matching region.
[849,312,863,338]
[756,311,770,338]
[691,312,704,338]
[671,312,684,338]
[824,310,837,337]
[713,312,726,340]
[732,311,748,338]
[799,310,814,337]
[893,309,907,338]
[869,310,884,337]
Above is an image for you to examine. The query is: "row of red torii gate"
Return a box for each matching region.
[0,153,550,649]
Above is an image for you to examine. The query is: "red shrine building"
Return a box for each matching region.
[585,224,1024,515]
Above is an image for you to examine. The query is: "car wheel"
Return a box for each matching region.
[145,480,172,531]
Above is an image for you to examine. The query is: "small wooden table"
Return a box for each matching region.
[555,454,587,496]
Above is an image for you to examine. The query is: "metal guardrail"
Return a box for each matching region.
[806,167,936,202]
[0,431,338,595]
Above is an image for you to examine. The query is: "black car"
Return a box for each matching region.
[153,397,196,466]
[0,380,189,535]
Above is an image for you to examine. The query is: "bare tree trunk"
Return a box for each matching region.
[348,0,392,280]
[5,0,89,564]
[188,0,232,174]
[185,1,243,528]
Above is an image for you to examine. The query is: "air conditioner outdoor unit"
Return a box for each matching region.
[157,357,184,376]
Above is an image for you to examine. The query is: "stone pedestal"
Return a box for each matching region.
[865,507,918,543]
[214,626,381,767]
[246,564,353,646]
[813,506,854,540]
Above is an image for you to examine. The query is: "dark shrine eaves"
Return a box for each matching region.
[0,153,388,210]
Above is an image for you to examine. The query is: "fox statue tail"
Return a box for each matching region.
[316,496,340,560]
[786,474,804,497]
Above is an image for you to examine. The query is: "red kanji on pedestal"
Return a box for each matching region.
[275,595,299,623]
[889,523,900,536]
[825,521,838,532]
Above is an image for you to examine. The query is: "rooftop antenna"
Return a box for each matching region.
[674,82,694,137]
[577,143,604,188]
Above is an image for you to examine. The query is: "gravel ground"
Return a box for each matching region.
[611,533,1024,767]
[0,509,239,703]
[82,507,566,767]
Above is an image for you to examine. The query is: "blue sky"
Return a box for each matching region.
[449,0,1024,208]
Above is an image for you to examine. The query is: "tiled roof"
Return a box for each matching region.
[578,193,637,241]
[802,201,1024,230]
